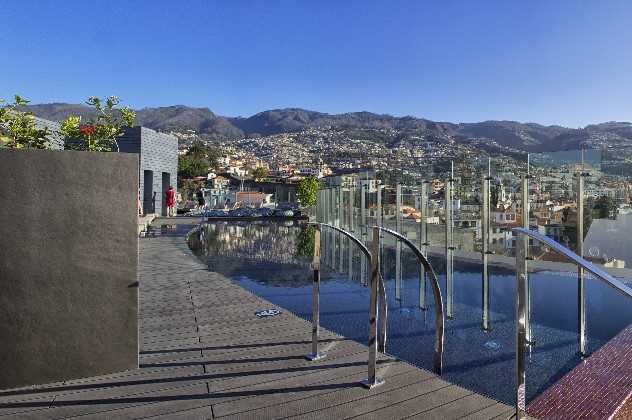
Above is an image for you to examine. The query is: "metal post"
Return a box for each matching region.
[306,226,326,361]
[324,190,329,266]
[515,232,528,420]
[361,184,367,227]
[335,187,340,227]
[322,188,326,224]
[446,174,454,319]
[376,185,383,278]
[482,166,492,331]
[378,268,387,353]
[321,190,326,250]
[322,189,326,223]
[321,189,325,223]
[361,226,385,388]
[522,175,532,343]
[325,189,330,264]
[577,172,586,356]
[348,190,354,280]
[376,185,383,227]
[422,181,429,249]
[330,188,334,225]
[361,185,367,286]
[321,189,325,224]
[341,187,346,228]
[327,188,336,267]
[339,188,345,272]
[421,181,430,309]
[324,188,329,224]
[348,187,354,232]
[330,189,335,266]
[364,184,369,233]
[418,188,426,310]
[395,184,402,301]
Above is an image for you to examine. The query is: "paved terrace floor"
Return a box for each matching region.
[0,225,515,420]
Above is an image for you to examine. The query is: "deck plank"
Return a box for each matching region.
[0,228,514,419]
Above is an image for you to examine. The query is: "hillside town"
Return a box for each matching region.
[167,124,632,268]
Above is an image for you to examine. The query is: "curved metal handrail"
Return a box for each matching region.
[376,226,445,375]
[316,223,388,352]
[318,223,371,261]
[513,228,632,299]
[313,222,390,388]
[376,270,387,354]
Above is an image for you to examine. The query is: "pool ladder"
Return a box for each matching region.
[305,223,445,390]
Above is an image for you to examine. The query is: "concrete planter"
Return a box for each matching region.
[0,149,139,389]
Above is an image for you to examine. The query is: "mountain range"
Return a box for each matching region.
[25,103,632,153]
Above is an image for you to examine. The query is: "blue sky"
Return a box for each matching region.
[1,1,631,127]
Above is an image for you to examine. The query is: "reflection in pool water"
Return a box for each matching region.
[188,220,632,405]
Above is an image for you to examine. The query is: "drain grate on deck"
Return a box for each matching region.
[255,308,282,318]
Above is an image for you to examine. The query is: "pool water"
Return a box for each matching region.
[188,220,632,405]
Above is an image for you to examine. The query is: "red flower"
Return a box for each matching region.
[80,125,96,135]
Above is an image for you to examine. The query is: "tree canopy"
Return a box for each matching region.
[296,176,319,208]
[59,96,135,152]
[178,141,219,179]
[0,95,51,149]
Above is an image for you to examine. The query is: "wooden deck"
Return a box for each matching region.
[0,228,515,419]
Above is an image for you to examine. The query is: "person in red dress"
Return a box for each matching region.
[166,186,176,217]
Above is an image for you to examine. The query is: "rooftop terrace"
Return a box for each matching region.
[0,222,516,419]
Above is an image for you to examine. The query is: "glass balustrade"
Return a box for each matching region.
[190,152,632,409]
[307,153,632,407]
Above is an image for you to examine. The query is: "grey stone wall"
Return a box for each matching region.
[140,127,178,216]
[118,127,178,216]
[0,149,138,389]
[33,116,64,150]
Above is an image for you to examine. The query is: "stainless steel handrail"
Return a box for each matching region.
[319,223,387,354]
[512,227,632,419]
[319,223,371,265]
[513,228,632,298]
[377,226,445,375]
[310,223,388,389]
[305,225,326,362]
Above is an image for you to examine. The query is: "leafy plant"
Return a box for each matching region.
[59,96,136,152]
[296,176,319,208]
[0,95,51,149]
[295,225,316,258]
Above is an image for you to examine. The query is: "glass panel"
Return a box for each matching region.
[293,160,632,406]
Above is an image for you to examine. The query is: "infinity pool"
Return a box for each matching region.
[188,220,632,405]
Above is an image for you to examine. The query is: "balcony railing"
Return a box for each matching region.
[512,227,632,419]
[314,155,632,414]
